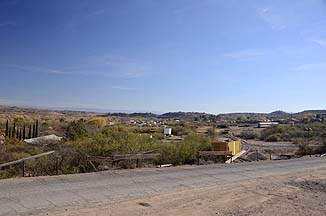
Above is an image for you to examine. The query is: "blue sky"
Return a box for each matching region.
[0,0,326,114]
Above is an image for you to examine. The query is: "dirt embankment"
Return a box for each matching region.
[38,169,326,216]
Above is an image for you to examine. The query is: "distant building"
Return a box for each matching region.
[258,122,279,128]
[164,128,172,136]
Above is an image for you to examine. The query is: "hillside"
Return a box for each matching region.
[0,105,325,120]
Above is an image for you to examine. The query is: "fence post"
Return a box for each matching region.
[55,156,59,175]
[20,161,25,177]
[196,152,200,165]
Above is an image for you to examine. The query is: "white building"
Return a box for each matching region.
[164,128,172,136]
[258,122,279,128]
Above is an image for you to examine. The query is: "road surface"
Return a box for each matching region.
[0,157,325,215]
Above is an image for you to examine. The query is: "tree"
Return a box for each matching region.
[23,125,26,140]
[8,127,12,138]
[35,120,39,137]
[28,125,32,139]
[12,122,16,139]
[32,123,36,138]
[19,128,22,140]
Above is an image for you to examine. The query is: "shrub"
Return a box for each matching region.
[177,134,211,164]
[239,131,258,139]
[66,119,88,141]
[0,124,214,179]
[265,134,280,142]
[297,143,314,155]
[315,142,326,154]
[87,117,108,128]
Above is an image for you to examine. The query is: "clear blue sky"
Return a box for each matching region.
[1,0,326,114]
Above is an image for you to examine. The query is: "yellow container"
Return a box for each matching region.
[212,140,241,156]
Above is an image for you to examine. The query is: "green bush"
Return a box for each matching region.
[259,124,326,143]
[265,134,280,142]
[157,133,211,165]
[66,128,211,166]
[67,126,160,156]
[66,119,88,141]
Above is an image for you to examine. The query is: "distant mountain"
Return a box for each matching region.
[269,110,289,116]
[159,112,209,119]
[295,110,326,115]
[103,112,158,118]
[1,104,325,120]
[217,110,326,120]
[268,110,290,118]
[103,111,211,119]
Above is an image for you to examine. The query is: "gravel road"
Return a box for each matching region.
[0,157,325,216]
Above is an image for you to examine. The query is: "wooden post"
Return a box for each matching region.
[5,120,9,138]
[139,158,142,168]
[196,152,200,165]
[20,161,25,177]
[256,150,259,161]
[269,150,272,160]
[89,160,97,172]
[55,156,59,175]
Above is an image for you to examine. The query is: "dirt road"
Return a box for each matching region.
[1,157,325,216]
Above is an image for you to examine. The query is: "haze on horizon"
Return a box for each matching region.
[0,0,326,114]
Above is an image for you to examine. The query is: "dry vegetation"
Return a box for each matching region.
[0,108,214,179]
